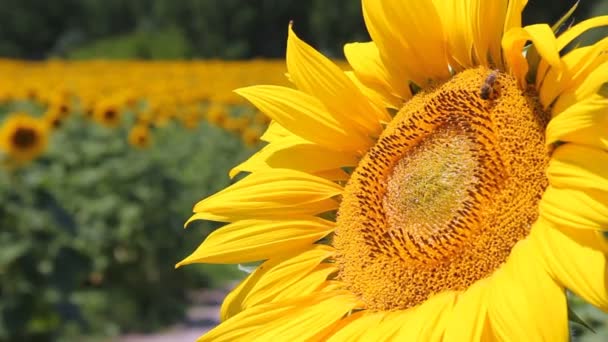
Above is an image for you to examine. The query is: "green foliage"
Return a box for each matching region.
[68,27,192,60]
[570,294,608,341]
[0,113,251,340]
[0,0,603,60]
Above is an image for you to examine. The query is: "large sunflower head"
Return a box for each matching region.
[0,112,49,163]
[180,1,608,340]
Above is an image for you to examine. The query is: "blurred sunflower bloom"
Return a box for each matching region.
[223,116,249,135]
[241,127,261,147]
[0,112,49,163]
[93,101,122,128]
[128,124,152,149]
[43,108,64,129]
[206,104,229,126]
[180,1,608,340]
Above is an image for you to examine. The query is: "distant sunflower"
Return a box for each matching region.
[0,112,49,162]
[206,103,228,126]
[128,124,151,148]
[179,1,608,340]
[93,102,122,128]
[223,116,249,135]
[44,108,63,129]
[240,126,262,147]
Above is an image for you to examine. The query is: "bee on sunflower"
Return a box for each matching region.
[179,1,608,340]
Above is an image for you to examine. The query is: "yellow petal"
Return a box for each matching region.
[345,70,398,117]
[471,0,508,68]
[189,169,342,223]
[200,291,360,342]
[177,217,335,265]
[219,245,335,321]
[540,185,608,231]
[530,219,608,311]
[521,24,561,68]
[199,300,295,342]
[487,238,568,341]
[242,247,335,309]
[547,144,608,192]
[502,24,561,88]
[442,278,493,341]
[343,41,410,102]
[556,16,608,51]
[382,291,456,341]
[326,311,387,342]
[235,85,371,152]
[546,95,608,150]
[552,60,608,115]
[536,16,608,92]
[432,0,474,70]
[399,291,457,341]
[362,0,450,86]
[538,38,608,108]
[286,24,384,135]
[503,0,528,33]
[501,27,529,88]
[228,148,268,178]
[270,264,337,303]
[220,271,257,321]
[259,291,361,341]
[260,120,292,142]
[313,168,350,181]
[230,135,359,179]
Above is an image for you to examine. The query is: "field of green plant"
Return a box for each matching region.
[0,102,252,340]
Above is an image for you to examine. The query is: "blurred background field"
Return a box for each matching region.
[0,0,606,341]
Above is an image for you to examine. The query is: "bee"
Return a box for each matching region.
[480,70,498,100]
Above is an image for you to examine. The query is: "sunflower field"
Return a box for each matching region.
[2,1,608,342]
[0,59,292,340]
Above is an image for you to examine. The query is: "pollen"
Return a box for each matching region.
[333,67,550,311]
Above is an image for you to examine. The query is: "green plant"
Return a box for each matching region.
[0,112,251,341]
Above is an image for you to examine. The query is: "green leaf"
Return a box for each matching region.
[0,242,30,268]
[551,1,579,34]
[568,306,596,334]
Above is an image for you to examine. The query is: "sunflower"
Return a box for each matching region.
[179,1,608,340]
[127,124,152,148]
[241,127,262,147]
[206,103,229,126]
[0,112,49,163]
[43,108,64,129]
[93,101,122,128]
[223,116,249,135]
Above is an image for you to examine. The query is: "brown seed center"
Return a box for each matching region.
[333,67,550,311]
[12,127,38,149]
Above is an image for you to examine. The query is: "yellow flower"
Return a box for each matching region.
[93,101,122,128]
[179,1,608,340]
[222,116,249,135]
[0,112,49,163]
[127,124,152,149]
[43,108,64,129]
[206,104,229,126]
[240,127,262,147]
